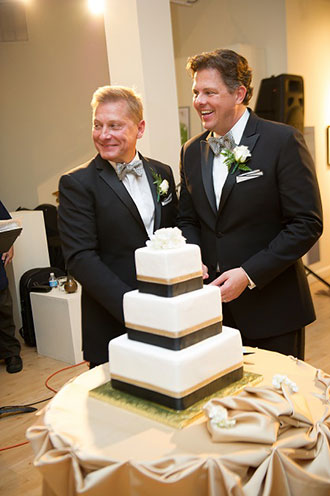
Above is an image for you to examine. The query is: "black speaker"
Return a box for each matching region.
[255,74,304,133]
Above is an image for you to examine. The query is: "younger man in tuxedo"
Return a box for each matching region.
[177,49,323,358]
[58,86,177,366]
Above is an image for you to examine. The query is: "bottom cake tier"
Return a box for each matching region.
[109,326,243,410]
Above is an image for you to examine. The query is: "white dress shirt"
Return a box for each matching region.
[211,109,255,288]
[110,152,155,239]
[212,108,250,209]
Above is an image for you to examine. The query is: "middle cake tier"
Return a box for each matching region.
[123,285,222,350]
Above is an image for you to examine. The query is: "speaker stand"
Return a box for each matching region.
[304,265,330,290]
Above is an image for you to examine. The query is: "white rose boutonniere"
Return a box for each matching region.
[159,179,169,196]
[221,145,252,174]
[151,169,169,202]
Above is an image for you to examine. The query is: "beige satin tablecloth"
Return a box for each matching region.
[27,349,330,496]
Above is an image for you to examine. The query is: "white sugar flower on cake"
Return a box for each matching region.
[146,227,186,250]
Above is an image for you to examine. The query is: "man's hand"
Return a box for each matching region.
[2,246,14,267]
[210,267,249,302]
[202,263,209,280]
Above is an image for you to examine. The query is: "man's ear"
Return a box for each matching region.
[236,86,247,104]
[137,120,145,139]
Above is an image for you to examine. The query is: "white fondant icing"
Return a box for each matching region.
[109,327,243,395]
[123,285,222,334]
[135,244,202,281]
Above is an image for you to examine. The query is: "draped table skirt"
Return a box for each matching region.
[27,348,330,496]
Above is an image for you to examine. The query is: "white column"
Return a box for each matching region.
[103,0,181,184]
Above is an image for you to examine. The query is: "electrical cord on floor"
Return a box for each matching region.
[0,440,30,451]
[0,360,87,451]
[45,360,87,393]
[0,406,37,418]
[0,395,57,419]
[20,396,55,407]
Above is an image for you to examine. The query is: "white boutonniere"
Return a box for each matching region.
[221,145,252,174]
[151,169,169,202]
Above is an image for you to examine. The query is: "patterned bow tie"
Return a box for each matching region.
[208,132,236,156]
[116,159,143,181]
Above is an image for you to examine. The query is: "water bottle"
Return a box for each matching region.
[49,272,58,288]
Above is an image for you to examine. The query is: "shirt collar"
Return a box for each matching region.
[214,108,250,145]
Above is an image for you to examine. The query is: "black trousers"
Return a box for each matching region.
[222,303,305,360]
[0,287,21,359]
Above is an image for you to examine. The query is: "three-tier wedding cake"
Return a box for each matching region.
[109,228,243,410]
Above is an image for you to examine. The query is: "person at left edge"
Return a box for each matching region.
[58,86,177,367]
[0,201,23,373]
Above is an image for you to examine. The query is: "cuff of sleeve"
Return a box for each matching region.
[241,267,256,290]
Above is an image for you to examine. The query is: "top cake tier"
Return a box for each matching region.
[136,243,202,283]
[135,243,203,297]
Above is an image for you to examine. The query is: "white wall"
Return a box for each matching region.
[286,0,330,276]
[0,0,109,211]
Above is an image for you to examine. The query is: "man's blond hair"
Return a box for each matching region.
[91,85,143,124]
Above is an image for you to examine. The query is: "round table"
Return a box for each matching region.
[27,348,330,496]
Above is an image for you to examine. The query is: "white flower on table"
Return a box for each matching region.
[272,374,298,393]
[207,404,236,429]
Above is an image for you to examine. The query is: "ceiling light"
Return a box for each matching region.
[88,0,104,15]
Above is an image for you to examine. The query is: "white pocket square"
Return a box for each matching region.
[161,192,172,206]
[236,169,263,183]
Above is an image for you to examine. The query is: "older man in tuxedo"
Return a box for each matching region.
[178,49,323,358]
[58,86,177,366]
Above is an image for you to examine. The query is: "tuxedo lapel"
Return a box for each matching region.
[142,156,161,231]
[239,110,260,153]
[95,155,145,228]
[217,170,237,215]
[200,139,217,215]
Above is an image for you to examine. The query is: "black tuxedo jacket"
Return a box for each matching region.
[58,153,177,363]
[178,110,323,339]
[0,201,11,290]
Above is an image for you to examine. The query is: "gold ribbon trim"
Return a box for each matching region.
[126,316,222,338]
[136,271,203,285]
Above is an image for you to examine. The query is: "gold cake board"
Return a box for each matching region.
[89,371,263,429]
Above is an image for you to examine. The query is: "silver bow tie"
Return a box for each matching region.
[116,159,143,181]
[208,132,236,156]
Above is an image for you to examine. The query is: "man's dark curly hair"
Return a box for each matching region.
[187,48,253,105]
